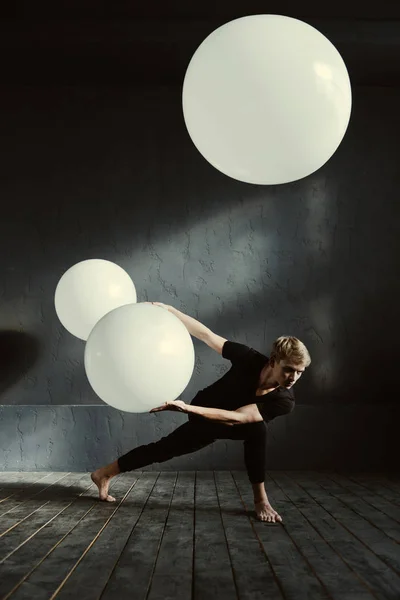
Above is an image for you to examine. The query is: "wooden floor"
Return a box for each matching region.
[0,471,399,600]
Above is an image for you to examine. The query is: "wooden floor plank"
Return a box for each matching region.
[347,475,400,506]
[147,472,195,600]
[0,473,88,537]
[233,471,331,600]
[0,473,71,517]
[265,472,375,600]
[0,473,53,500]
[277,472,400,600]
[300,472,400,543]
[289,472,400,575]
[377,476,400,496]
[99,472,176,600]
[0,475,92,566]
[0,473,48,484]
[0,471,399,600]
[383,475,400,492]
[328,473,400,525]
[192,471,238,600]
[49,472,158,600]
[8,475,134,600]
[216,471,285,600]
[0,475,97,599]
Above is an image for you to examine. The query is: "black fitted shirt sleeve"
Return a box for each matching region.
[257,389,295,421]
[222,340,254,363]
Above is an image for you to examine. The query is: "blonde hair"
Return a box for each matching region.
[270,336,311,367]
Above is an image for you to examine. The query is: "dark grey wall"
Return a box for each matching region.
[1,82,399,471]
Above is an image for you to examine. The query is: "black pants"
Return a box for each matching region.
[117,418,267,484]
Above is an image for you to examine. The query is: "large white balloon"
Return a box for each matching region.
[182,14,352,185]
[84,303,195,413]
[55,259,137,340]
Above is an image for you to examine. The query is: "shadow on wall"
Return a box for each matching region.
[0,330,41,398]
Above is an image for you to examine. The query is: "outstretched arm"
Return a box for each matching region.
[150,400,263,426]
[150,303,227,354]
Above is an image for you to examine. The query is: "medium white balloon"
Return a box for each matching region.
[182,14,352,184]
[84,303,195,413]
[55,259,137,340]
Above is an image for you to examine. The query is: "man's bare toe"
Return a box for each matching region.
[255,502,282,524]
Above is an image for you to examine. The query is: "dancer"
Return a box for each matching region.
[91,303,310,522]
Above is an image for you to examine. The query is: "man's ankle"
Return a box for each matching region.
[251,482,270,504]
[254,495,269,504]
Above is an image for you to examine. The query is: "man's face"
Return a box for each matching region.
[272,359,306,389]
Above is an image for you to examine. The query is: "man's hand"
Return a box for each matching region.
[146,301,171,310]
[150,400,188,413]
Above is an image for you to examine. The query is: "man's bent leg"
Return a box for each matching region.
[243,422,282,523]
[242,421,267,484]
[213,421,282,523]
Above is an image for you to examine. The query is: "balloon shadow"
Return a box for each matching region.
[0,330,41,395]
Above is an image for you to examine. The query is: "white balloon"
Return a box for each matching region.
[84,303,195,413]
[182,14,352,185]
[55,259,137,340]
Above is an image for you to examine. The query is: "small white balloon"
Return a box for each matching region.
[84,303,195,413]
[182,14,352,184]
[55,259,137,341]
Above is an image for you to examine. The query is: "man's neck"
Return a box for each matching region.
[259,364,279,391]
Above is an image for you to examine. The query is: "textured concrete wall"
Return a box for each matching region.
[1,405,398,472]
[0,84,399,471]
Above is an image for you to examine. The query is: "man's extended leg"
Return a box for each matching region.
[91,421,216,501]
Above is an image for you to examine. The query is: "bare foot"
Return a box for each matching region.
[91,469,116,502]
[255,500,282,523]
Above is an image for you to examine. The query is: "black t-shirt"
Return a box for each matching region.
[190,340,295,422]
